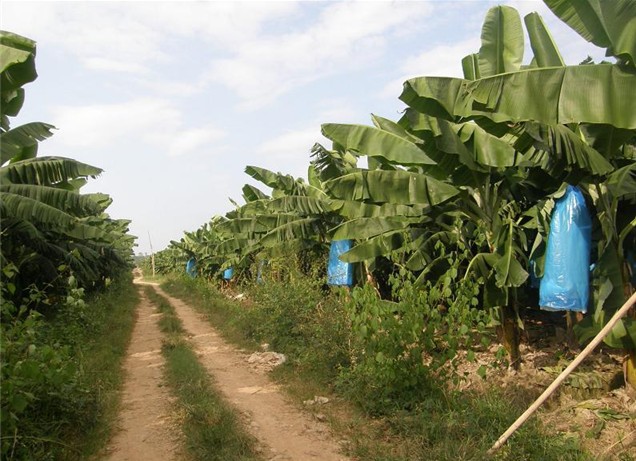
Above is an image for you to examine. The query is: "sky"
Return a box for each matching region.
[1,0,607,254]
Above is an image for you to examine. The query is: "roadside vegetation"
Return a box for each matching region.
[1,275,138,460]
[1,31,136,460]
[160,265,594,461]
[143,286,263,461]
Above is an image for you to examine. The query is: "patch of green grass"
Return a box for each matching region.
[360,389,588,461]
[144,286,263,461]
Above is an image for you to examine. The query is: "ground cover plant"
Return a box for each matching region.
[1,275,138,460]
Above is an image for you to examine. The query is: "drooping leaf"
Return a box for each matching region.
[324,170,460,206]
[544,0,636,67]
[0,122,56,165]
[331,199,427,218]
[606,163,636,197]
[339,231,408,263]
[331,216,422,240]
[401,65,636,129]
[0,156,102,185]
[267,195,331,215]
[0,184,104,217]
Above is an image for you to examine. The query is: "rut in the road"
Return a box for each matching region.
[151,284,350,461]
[104,284,179,461]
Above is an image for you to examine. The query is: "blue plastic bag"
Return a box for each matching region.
[186,258,197,278]
[327,240,354,286]
[539,186,591,313]
[223,267,234,280]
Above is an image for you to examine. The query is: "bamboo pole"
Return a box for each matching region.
[488,291,636,455]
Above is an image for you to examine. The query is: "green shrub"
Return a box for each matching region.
[1,274,137,460]
[340,264,491,414]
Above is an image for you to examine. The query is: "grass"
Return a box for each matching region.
[160,274,594,461]
[143,286,263,461]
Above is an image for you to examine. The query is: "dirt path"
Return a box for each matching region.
[104,278,349,460]
[103,282,179,461]
[152,285,350,461]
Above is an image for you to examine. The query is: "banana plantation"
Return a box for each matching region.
[151,2,636,379]
[1,0,636,459]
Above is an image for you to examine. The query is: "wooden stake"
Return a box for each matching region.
[488,291,636,455]
[148,231,156,278]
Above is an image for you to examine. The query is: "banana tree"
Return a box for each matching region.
[0,30,135,305]
[398,3,636,368]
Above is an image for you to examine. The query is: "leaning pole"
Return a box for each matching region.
[489,290,636,454]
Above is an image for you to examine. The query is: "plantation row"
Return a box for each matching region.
[148,2,636,382]
[1,31,136,458]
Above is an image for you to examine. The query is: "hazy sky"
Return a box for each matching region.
[1,1,606,254]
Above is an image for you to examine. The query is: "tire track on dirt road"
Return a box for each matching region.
[150,284,350,461]
[103,281,180,461]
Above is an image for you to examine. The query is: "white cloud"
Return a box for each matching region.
[165,125,226,158]
[380,37,479,99]
[51,98,225,157]
[207,1,434,109]
[84,57,149,74]
[1,1,299,74]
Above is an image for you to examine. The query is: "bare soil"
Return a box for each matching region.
[103,282,180,461]
[103,276,349,460]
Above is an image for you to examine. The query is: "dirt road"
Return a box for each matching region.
[104,279,349,460]
[104,283,179,461]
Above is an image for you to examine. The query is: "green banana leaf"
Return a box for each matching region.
[259,217,324,247]
[0,156,103,185]
[331,199,427,218]
[0,31,37,127]
[544,0,636,67]
[323,170,460,206]
[331,216,422,240]
[606,163,636,197]
[339,231,408,263]
[0,122,56,165]
[321,123,436,165]
[462,53,481,80]
[478,6,524,77]
[267,195,331,215]
[401,65,636,129]
[0,193,110,242]
[0,184,105,217]
[524,12,565,68]
[242,184,269,202]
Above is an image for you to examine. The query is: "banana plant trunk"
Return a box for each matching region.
[498,304,521,370]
